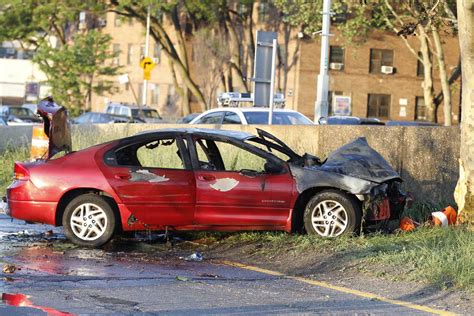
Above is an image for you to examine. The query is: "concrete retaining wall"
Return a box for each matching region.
[0,124,461,204]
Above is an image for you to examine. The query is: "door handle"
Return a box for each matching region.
[198,174,216,181]
[114,173,131,180]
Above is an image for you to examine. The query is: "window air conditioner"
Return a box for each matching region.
[329,62,344,70]
[381,65,394,74]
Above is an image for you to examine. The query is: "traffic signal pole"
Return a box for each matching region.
[314,0,332,123]
[141,6,151,107]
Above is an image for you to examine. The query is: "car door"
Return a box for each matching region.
[102,135,195,226]
[189,136,295,227]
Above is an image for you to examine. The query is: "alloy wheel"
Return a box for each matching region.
[310,200,348,237]
[70,203,108,241]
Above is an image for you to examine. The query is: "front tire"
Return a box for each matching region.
[304,190,361,238]
[63,194,116,247]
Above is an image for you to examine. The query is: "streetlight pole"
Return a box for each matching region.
[314,0,332,123]
[141,6,151,107]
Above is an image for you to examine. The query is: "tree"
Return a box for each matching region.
[454,0,474,225]
[110,0,301,112]
[0,0,119,114]
[34,31,120,115]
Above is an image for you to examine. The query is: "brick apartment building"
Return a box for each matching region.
[94,7,460,124]
[295,30,460,124]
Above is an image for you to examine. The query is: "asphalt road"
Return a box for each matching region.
[0,215,444,315]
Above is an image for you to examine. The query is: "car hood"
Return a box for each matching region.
[37,97,72,159]
[314,137,400,184]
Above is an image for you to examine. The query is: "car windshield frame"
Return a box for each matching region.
[132,108,160,118]
[9,107,34,117]
[243,111,313,125]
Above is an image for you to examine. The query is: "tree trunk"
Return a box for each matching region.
[418,26,436,122]
[432,24,452,126]
[226,13,248,92]
[455,0,474,225]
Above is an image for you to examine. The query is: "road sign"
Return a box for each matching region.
[140,57,155,70]
[253,31,277,107]
[140,57,155,81]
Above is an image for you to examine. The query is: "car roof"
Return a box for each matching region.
[135,128,255,141]
[203,107,300,113]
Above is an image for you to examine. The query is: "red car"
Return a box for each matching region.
[6,99,408,247]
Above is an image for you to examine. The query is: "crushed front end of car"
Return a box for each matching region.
[292,137,411,225]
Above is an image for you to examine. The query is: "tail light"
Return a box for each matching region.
[14,162,30,180]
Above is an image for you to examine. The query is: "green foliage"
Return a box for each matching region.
[0,0,119,115]
[33,31,121,115]
[273,0,323,34]
[0,146,29,194]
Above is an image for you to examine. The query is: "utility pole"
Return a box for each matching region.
[314,0,332,123]
[141,6,151,107]
[268,39,277,124]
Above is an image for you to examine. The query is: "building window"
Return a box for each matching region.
[166,85,176,108]
[328,91,343,115]
[369,49,393,74]
[329,46,344,69]
[155,9,163,23]
[415,96,427,121]
[114,13,121,27]
[238,3,248,15]
[153,43,162,62]
[416,51,432,77]
[112,44,121,65]
[151,84,160,105]
[258,0,269,23]
[137,83,144,105]
[127,44,133,65]
[367,94,391,119]
[332,4,347,24]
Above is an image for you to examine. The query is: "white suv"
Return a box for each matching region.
[189,107,314,125]
[105,103,163,123]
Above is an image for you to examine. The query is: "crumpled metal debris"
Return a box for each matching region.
[3,264,16,274]
[183,252,203,262]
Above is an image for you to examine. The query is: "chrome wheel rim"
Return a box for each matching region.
[311,200,348,237]
[70,203,108,241]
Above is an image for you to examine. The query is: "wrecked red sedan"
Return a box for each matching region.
[6,100,408,247]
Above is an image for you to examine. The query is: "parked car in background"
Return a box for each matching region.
[319,116,384,125]
[0,105,42,125]
[176,113,200,124]
[105,103,164,123]
[72,112,131,124]
[6,122,409,247]
[22,103,38,114]
[385,121,439,126]
[190,108,314,125]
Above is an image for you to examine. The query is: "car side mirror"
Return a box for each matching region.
[318,116,327,125]
[264,161,284,174]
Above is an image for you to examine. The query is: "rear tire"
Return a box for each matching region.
[63,194,116,248]
[304,190,361,238]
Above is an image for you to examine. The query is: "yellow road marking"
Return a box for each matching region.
[220,260,457,316]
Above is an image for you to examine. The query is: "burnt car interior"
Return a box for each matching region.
[192,136,284,176]
[112,137,190,170]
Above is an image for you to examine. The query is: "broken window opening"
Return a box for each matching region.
[115,137,188,170]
